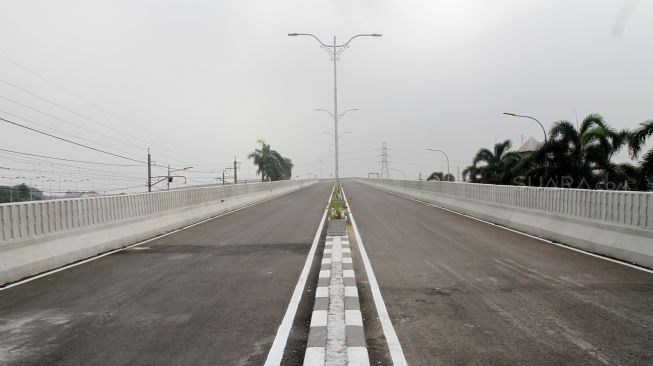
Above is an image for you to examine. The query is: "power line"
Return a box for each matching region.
[0,148,142,167]
[0,94,148,154]
[0,51,231,160]
[0,108,148,160]
[0,78,227,165]
[0,116,146,164]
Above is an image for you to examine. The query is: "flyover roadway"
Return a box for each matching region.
[344,180,653,366]
[0,181,332,365]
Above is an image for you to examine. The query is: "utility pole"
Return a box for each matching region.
[234,156,237,184]
[167,164,171,190]
[333,36,339,182]
[147,148,152,192]
[222,171,225,185]
[381,141,389,179]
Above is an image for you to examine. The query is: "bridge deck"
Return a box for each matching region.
[345,180,653,365]
[0,182,332,365]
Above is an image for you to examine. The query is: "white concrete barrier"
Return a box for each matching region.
[357,179,653,269]
[0,180,317,286]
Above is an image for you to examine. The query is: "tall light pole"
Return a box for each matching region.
[315,108,357,180]
[503,112,547,143]
[289,33,381,181]
[426,148,451,181]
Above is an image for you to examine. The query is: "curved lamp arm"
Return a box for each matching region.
[288,33,330,47]
[339,34,383,47]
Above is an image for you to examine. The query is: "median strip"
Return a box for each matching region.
[304,185,369,366]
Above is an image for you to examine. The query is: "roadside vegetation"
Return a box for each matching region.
[427,172,455,182]
[461,114,653,191]
[248,139,294,181]
[328,183,346,220]
[0,184,44,204]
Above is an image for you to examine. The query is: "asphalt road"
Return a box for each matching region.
[344,180,653,366]
[0,182,331,366]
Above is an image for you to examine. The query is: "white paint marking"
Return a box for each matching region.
[372,184,653,275]
[347,347,370,366]
[324,249,332,254]
[344,286,359,298]
[342,257,353,264]
[345,310,363,326]
[343,188,409,366]
[319,270,331,278]
[315,287,329,298]
[310,310,328,327]
[342,247,351,253]
[321,258,332,265]
[304,347,326,365]
[264,194,330,366]
[1,186,316,291]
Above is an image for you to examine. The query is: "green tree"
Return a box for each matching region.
[464,140,521,184]
[0,184,44,203]
[533,114,636,189]
[628,119,653,189]
[248,140,294,181]
[427,171,454,182]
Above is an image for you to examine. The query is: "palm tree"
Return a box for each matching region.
[628,119,653,189]
[248,139,274,182]
[534,114,634,189]
[248,140,294,181]
[427,171,454,182]
[464,140,521,184]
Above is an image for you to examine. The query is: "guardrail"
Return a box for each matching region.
[1,181,312,242]
[0,180,316,286]
[358,179,653,268]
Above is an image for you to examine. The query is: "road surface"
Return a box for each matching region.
[345,180,653,366]
[0,182,331,365]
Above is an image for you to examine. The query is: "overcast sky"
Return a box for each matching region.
[1,0,651,193]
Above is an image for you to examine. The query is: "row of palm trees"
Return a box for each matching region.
[462,114,653,191]
[248,139,294,181]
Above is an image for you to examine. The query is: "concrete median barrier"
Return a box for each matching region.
[356,178,653,269]
[0,180,317,286]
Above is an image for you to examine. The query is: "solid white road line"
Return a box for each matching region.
[264,198,329,366]
[373,184,653,275]
[0,187,313,291]
[343,188,409,366]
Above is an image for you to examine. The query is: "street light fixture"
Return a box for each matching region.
[425,148,451,181]
[324,131,352,138]
[290,32,381,182]
[503,112,547,143]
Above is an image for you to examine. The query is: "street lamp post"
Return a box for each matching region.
[425,148,451,181]
[315,108,357,180]
[502,112,547,143]
[289,33,381,181]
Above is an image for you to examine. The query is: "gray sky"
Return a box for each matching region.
[1,0,651,193]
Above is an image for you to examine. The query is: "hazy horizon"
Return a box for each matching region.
[1,0,651,193]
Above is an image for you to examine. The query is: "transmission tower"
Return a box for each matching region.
[381,141,390,179]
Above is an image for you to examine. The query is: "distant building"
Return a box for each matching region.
[517,137,542,153]
[63,191,100,199]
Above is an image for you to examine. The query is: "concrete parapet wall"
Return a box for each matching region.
[357,179,653,269]
[0,180,316,286]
